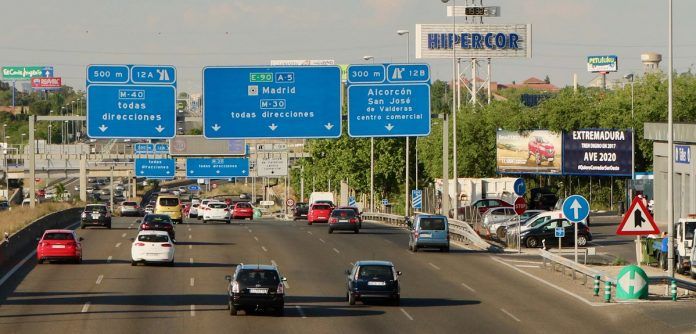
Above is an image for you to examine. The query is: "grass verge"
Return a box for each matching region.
[0,202,81,237]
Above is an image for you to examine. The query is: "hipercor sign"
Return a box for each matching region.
[415,24,531,59]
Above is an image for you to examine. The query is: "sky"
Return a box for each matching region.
[2,0,696,94]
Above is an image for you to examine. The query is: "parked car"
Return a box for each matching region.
[482,207,517,229]
[308,203,333,225]
[138,214,176,241]
[528,135,556,166]
[471,199,512,215]
[203,202,231,224]
[336,206,362,229]
[131,230,175,266]
[408,214,449,252]
[155,195,182,224]
[37,229,83,264]
[491,210,546,240]
[231,202,254,220]
[119,201,141,217]
[346,261,401,305]
[292,202,309,221]
[529,187,559,211]
[80,204,112,229]
[0,201,9,211]
[328,208,360,234]
[521,218,592,248]
[225,264,286,316]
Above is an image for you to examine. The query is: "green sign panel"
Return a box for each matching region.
[249,73,272,83]
[616,265,649,300]
[1,66,53,80]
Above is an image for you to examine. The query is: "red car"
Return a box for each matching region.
[182,203,191,217]
[471,199,512,215]
[528,136,556,166]
[37,229,83,264]
[231,202,254,220]
[308,203,333,225]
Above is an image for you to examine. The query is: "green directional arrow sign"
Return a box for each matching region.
[616,265,649,300]
[1,66,52,80]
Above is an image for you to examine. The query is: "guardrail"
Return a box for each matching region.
[362,212,496,251]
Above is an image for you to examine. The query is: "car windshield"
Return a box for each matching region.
[358,265,393,280]
[144,215,171,223]
[419,217,446,230]
[209,203,227,209]
[237,269,280,285]
[686,222,696,240]
[521,211,542,222]
[313,204,330,210]
[159,198,179,206]
[43,233,73,240]
[138,234,169,242]
[331,210,355,218]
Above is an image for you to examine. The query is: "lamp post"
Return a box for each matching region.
[667,0,675,278]
[440,0,456,217]
[4,135,9,196]
[364,55,376,211]
[397,29,412,216]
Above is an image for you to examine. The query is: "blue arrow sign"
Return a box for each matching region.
[86,64,176,139]
[382,198,389,206]
[555,226,565,238]
[203,66,342,139]
[42,66,54,78]
[513,178,526,196]
[562,195,590,223]
[412,189,423,210]
[188,185,201,191]
[186,157,250,178]
[135,158,175,179]
[348,196,356,207]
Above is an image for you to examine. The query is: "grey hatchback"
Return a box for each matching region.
[346,261,401,305]
[328,209,360,234]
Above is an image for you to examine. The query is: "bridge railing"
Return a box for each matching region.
[362,212,495,251]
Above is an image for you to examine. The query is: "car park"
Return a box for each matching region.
[408,214,449,252]
[346,261,401,305]
[308,203,332,225]
[131,230,175,266]
[155,195,182,224]
[225,264,286,316]
[138,214,176,241]
[292,202,309,220]
[80,204,112,229]
[203,202,231,223]
[328,208,360,234]
[231,202,254,220]
[119,201,141,217]
[521,218,591,248]
[37,230,83,264]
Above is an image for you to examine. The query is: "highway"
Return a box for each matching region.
[1,216,690,333]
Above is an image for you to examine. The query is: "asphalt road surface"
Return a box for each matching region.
[0,216,692,333]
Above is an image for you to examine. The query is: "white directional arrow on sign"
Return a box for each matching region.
[242,170,247,174]
[166,171,170,174]
[324,123,334,130]
[269,124,278,131]
[155,125,165,133]
[216,170,220,174]
[618,271,646,293]
[140,171,145,174]
[211,124,221,131]
[189,170,194,174]
[99,125,108,132]
[569,199,582,220]
[385,124,394,131]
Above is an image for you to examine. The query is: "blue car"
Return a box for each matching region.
[346,261,401,305]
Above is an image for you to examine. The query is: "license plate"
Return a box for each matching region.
[146,253,159,256]
[52,245,65,248]
[368,281,386,286]
[248,288,268,294]
[318,217,326,220]
[339,220,349,223]
[420,233,431,238]
[92,214,100,219]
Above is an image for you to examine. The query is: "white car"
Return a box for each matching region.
[131,230,175,266]
[202,202,231,224]
[144,205,154,215]
[188,203,199,218]
[197,199,213,220]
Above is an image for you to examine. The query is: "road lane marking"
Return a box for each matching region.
[400,308,414,321]
[295,305,306,319]
[189,245,192,250]
[254,236,259,242]
[332,248,340,254]
[504,259,543,264]
[307,231,313,235]
[190,257,194,264]
[515,265,541,268]
[248,229,252,233]
[428,263,440,270]
[96,275,104,285]
[107,256,113,263]
[188,234,192,239]
[190,304,196,317]
[500,308,521,322]
[81,302,91,313]
[262,246,268,252]
[190,278,195,287]
[271,260,278,266]
[384,239,394,244]
[121,233,127,238]
[188,228,192,232]
[461,282,476,293]
[319,238,326,243]
[115,242,121,248]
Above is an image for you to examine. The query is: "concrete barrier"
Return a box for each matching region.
[0,207,83,272]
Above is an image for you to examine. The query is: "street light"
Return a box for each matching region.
[397,29,412,216]
[363,56,375,64]
[667,0,675,278]
[363,56,376,211]
[439,0,456,217]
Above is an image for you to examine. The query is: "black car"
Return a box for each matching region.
[80,204,112,229]
[138,214,176,241]
[529,187,559,210]
[346,261,401,305]
[0,201,9,211]
[521,218,592,248]
[225,264,286,316]
[328,209,360,234]
[292,202,309,220]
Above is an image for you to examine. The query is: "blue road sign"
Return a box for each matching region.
[203,66,342,139]
[412,189,423,210]
[135,158,175,179]
[347,64,386,84]
[86,64,176,139]
[555,226,565,238]
[382,198,389,206]
[348,196,356,207]
[186,157,249,178]
[134,143,169,154]
[42,66,54,78]
[562,195,590,223]
[385,64,430,83]
[188,185,201,191]
[513,178,526,196]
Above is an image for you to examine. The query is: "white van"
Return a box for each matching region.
[309,192,335,206]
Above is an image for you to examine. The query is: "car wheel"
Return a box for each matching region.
[525,237,539,248]
[577,235,588,247]
[354,228,359,234]
[308,221,312,225]
[691,271,696,280]
[37,258,44,264]
[392,295,400,306]
[80,225,86,229]
[76,257,82,264]
[226,220,231,224]
[496,227,507,241]
[348,292,356,305]
[328,228,333,234]
[169,260,175,267]
[229,303,237,316]
[107,224,112,229]
[203,220,207,224]
[441,246,450,253]
[274,306,284,317]
[131,261,137,266]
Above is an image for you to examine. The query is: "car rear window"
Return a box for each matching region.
[209,203,227,209]
[236,203,251,208]
[43,233,74,240]
[419,217,446,230]
[159,198,179,206]
[358,265,393,280]
[138,234,170,242]
[313,204,330,210]
[331,209,355,218]
[144,215,172,223]
[86,205,107,212]
[237,269,280,285]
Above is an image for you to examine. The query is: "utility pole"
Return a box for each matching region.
[28,115,36,208]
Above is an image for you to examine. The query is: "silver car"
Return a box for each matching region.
[489,209,546,240]
[120,201,141,217]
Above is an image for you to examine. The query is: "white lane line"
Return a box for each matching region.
[504,259,543,264]
[318,238,326,243]
[262,246,268,252]
[96,275,104,285]
[307,231,313,235]
[295,305,306,319]
[106,256,113,264]
[189,245,193,250]
[500,308,521,322]
[190,304,196,317]
[254,236,259,242]
[271,260,278,266]
[115,242,121,248]
[188,228,192,232]
[515,265,541,268]
[461,282,476,293]
[384,239,394,244]
[188,234,192,239]
[248,229,252,233]
[190,278,195,287]
[332,248,340,254]
[400,308,414,321]
[81,302,91,313]
[190,257,194,264]
[121,233,127,238]
[0,250,36,287]
[428,263,440,270]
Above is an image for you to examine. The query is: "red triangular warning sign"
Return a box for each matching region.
[616,197,661,236]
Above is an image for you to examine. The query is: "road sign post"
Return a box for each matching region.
[514,197,527,253]
[562,195,590,263]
